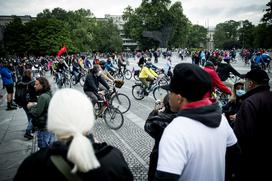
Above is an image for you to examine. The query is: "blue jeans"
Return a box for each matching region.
[37,130,54,149]
[23,106,33,134]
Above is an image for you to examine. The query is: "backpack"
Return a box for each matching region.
[14,81,34,107]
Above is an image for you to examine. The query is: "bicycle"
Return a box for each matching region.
[132,76,168,101]
[114,67,132,80]
[109,80,131,114]
[94,91,124,130]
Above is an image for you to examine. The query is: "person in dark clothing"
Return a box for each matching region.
[234,69,272,181]
[222,81,245,127]
[21,69,37,139]
[83,65,110,106]
[216,59,245,88]
[14,89,133,181]
[145,94,176,181]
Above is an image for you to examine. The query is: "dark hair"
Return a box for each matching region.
[23,69,32,79]
[36,77,51,93]
[163,94,172,113]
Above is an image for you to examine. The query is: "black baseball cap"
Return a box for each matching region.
[245,69,269,84]
[162,63,212,101]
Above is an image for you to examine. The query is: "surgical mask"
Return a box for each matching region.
[236,89,246,97]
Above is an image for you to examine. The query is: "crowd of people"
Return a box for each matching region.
[0,48,271,180]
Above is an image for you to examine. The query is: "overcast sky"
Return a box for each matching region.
[0,0,268,27]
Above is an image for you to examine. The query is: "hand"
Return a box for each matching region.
[229,114,236,121]
[27,102,37,109]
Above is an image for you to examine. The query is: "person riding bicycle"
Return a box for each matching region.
[99,60,115,85]
[216,57,245,88]
[204,61,231,99]
[71,59,82,84]
[117,54,127,74]
[83,65,110,107]
[53,59,68,83]
[105,56,117,74]
[139,61,158,95]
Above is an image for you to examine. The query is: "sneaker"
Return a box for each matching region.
[24,133,34,140]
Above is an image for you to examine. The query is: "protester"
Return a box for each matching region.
[14,88,133,181]
[27,77,53,149]
[0,62,17,110]
[154,63,237,181]
[216,58,245,88]
[21,69,37,139]
[234,69,272,180]
[204,61,232,95]
[222,81,245,127]
[83,65,110,106]
[144,94,176,181]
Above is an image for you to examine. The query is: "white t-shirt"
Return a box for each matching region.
[157,115,237,181]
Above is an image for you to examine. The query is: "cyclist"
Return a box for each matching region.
[71,59,82,84]
[216,57,245,88]
[139,61,158,95]
[117,54,127,74]
[204,61,231,97]
[83,64,110,106]
[99,60,115,84]
[53,59,68,83]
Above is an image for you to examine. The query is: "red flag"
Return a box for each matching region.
[57,46,67,57]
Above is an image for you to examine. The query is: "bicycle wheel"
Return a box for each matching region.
[80,76,85,87]
[132,85,145,100]
[111,93,131,113]
[134,73,140,81]
[104,106,124,130]
[124,69,132,80]
[71,75,77,85]
[153,86,168,101]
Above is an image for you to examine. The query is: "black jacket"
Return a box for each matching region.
[14,141,133,181]
[217,62,244,81]
[83,72,109,93]
[145,110,176,181]
[234,85,272,180]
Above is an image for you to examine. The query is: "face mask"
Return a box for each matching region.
[236,89,246,97]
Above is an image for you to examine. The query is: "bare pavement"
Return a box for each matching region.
[0,54,271,181]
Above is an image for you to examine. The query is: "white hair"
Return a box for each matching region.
[47,88,100,173]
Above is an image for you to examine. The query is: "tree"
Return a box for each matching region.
[238,20,254,48]
[261,0,272,24]
[92,19,122,53]
[24,18,76,55]
[214,20,240,49]
[123,0,190,49]
[187,24,208,48]
[3,16,26,55]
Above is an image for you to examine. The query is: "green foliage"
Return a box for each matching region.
[187,24,208,48]
[123,0,191,49]
[261,0,272,24]
[3,8,122,55]
[214,20,240,49]
[3,17,26,55]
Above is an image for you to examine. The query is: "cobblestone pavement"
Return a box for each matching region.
[0,54,271,180]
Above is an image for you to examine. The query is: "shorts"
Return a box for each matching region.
[5,84,14,94]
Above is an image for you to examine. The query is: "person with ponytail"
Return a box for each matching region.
[14,88,133,181]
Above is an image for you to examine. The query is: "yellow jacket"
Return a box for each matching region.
[139,67,158,79]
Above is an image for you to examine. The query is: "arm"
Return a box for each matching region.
[228,65,243,78]
[211,70,231,94]
[28,94,48,117]
[98,76,110,90]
